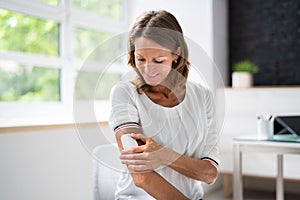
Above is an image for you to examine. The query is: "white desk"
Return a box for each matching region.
[233,138,300,200]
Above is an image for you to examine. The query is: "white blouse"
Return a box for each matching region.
[109,81,219,200]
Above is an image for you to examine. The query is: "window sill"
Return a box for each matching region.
[0,100,111,133]
[0,116,109,133]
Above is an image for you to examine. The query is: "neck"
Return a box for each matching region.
[149,82,186,99]
[150,85,173,97]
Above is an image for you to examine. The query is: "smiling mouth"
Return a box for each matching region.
[146,73,159,78]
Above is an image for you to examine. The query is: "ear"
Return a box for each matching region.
[173,47,181,60]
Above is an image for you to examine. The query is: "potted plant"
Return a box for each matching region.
[232,60,259,88]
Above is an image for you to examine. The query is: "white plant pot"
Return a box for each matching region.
[232,72,253,88]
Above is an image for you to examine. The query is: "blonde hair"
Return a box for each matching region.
[127,10,190,94]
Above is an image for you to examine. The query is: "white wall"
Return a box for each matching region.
[212,0,228,86]
[0,125,115,200]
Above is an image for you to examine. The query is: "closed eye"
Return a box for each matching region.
[137,58,145,62]
[153,56,167,64]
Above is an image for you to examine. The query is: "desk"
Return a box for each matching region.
[233,138,300,200]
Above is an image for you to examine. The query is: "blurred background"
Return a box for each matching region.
[0,0,299,199]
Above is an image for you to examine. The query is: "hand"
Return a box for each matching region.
[120,133,177,173]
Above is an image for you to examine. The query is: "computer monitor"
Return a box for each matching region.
[274,116,300,137]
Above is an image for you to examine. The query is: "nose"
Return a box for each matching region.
[143,63,151,74]
[138,60,160,74]
[142,62,155,74]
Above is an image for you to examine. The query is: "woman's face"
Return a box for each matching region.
[134,37,178,86]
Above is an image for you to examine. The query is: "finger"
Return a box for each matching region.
[130,133,148,143]
[120,152,148,160]
[127,164,153,173]
[121,159,149,165]
[120,153,140,160]
[121,146,145,154]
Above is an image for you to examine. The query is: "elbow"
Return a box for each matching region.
[205,167,218,185]
[195,165,218,184]
[206,175,218,185]
[131,173,148,189]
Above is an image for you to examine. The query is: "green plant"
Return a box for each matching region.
[233,60,259,74]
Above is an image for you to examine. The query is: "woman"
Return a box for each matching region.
[109,10,219,200]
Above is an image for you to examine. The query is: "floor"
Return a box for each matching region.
[204,188,300,200]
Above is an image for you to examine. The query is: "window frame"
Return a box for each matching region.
[0,0,127,127]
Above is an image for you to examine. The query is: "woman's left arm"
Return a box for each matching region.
[169,88,219,184]
[121,134,218,184]
[167,152,218,184]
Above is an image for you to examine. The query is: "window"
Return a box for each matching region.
[0,0,126,126]
[0,9,60,102]
[73,0,122,20]
[0,60,60,102]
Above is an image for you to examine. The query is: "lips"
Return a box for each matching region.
[147,73,159,78]
[145,72,159,78]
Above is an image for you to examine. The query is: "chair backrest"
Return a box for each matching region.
[92,143,125,200]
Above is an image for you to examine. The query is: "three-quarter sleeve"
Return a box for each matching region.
[108,82,140,131]
[200,88,220,167]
